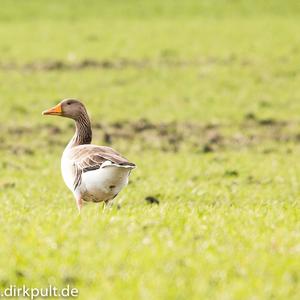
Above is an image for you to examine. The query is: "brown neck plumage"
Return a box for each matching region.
[69,112,92,147]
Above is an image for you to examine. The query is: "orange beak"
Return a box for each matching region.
[42,103,62,116]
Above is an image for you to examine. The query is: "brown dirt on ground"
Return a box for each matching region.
[2,116,300,154]
[0,56,251,71]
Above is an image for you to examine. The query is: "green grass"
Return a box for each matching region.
[0,1,300,299]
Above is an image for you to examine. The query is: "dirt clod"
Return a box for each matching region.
[145,196,160,205]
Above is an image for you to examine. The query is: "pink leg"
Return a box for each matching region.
[76,196,83,213]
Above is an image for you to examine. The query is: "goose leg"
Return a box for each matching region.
[103,200,114,209]
[76,196,83,213]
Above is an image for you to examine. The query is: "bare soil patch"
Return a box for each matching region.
[0,56,251,72]
[2,116,300,154]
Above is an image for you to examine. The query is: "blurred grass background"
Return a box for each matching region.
[0,1,300,299]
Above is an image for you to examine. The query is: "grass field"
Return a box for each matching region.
[1,1,300,299]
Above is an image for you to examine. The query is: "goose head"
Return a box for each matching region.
[42,99,88,120]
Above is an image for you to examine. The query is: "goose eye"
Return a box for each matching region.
[67,102,71,105]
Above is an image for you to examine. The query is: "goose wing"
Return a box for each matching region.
[69,145,135,190]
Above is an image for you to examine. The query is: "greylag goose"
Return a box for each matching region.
[42,99,136,211]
